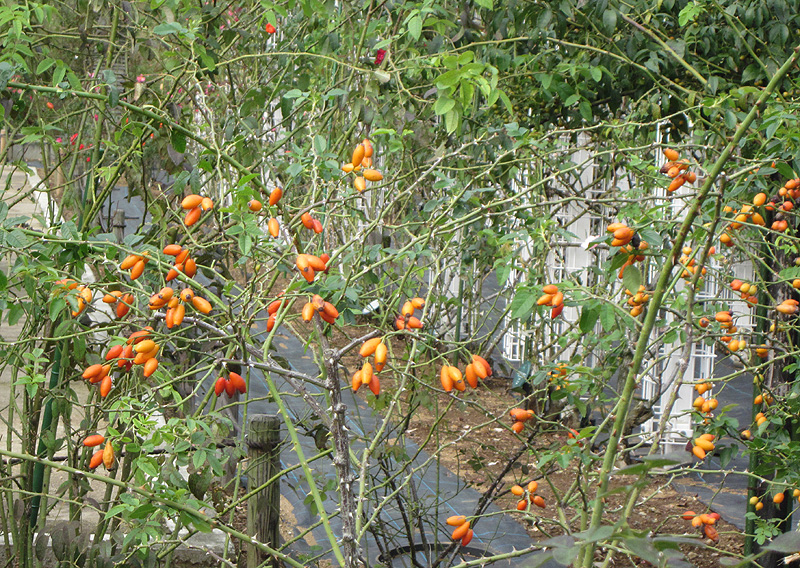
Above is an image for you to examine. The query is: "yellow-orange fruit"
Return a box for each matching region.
[301,212,314,229]
[360,337,381,357]
[375,343,387,372]
[407,316,423,329]
[165,307,176,329]
[173,248,189,265]
[105,345,124,361]
[172,303,185,326]
[354,176,366,192]
[667,175,686,192]
[120,254,141,270]
[103,441,115,469]
[184,257,197,278]
[663,148,680,161]
[143,357,159,377]
[446,515,466,527]
[103,291,122,303]
[320,302,338,320]
[753,192,767,206]
[361,362,373,385]
[363,169,383,182]
[82,364,104,380]
[440,366,454,392]
[510,408,534,422]
[472,354,492,377]
[129,259,145,280]
[537,294,553,306]
[410,297,425,309]
[511,421,524,433]
[84,434,105,447]
[89,450,103,469]
[192,296,212,314]
[248,199,263,212]
[134,339,157,354]
[465,364,478,389]
[300,265,316,283]
[351,370,363,392]
[774,492,785,504]
[268,187,283,206]
[352,144,365,168]
[181,194,204,210]
[100,375,112,398]
[304,254,327,271]
[692,445,706,460]
[694,438,715,452]
[200,197,214,211]
[510,485,524,496]
[527,480,538,493]
[342,163,355,173]
[268,218,280,237]
[368,374,380,396]
[451,521,470,541]
[301,302,315,321]
[516,500,528,511]
[363,139,374,158]
[163,244,182,256]
[532,495,546,508]
[184,206,202,227]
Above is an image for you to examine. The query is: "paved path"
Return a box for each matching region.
[670,356,798,532]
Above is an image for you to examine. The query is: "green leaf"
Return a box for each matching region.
[171,130,186,153]
[49,297,65,321]
[498,90,513,113]
[509,292,536,320]
[444,108,459,133]
[192,450,206,470]
[622,264,641,294]
[590,67,602,82]
[408,15,422,40]
[579,305,599,333]
[496,262,511,287]
[36,58,55,75]
[599,303,615,331]
[638,228,662,248]
[434,96,456,116]
[474,0,493,8]
[8,303,24,326]
[152,22,183,36]
[435,69,462,89]
[602,9,617,33]
[775,162,796,180]
[765,119,782,141]
[313,134,327,155]
[60,220,79,241]
[52,64,66,87]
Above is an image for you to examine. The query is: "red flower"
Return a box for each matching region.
[374,49,386,65]
[265,23,276,34]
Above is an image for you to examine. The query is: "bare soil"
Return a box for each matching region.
[368,360,744,568]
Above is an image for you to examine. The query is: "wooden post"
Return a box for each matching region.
[247,414,281,568]
[112,209,126,243]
